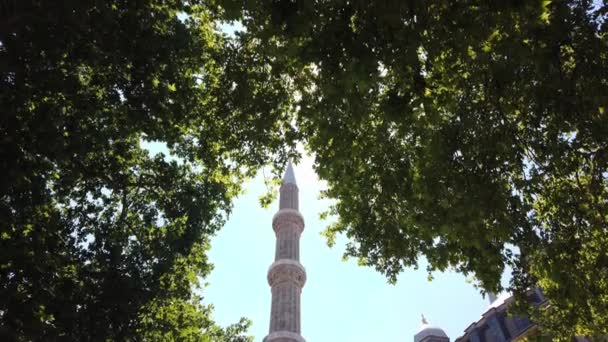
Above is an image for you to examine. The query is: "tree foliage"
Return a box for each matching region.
[0,0,296,340]
[226,0,608,337]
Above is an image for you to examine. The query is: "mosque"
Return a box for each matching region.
[261,163,587,342]
[414,289,545,342]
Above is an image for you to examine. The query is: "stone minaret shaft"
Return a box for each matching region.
[264,162,306,342]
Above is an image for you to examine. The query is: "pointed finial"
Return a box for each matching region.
[282,160,297,185]
[488,292,498,304]
[421,314,428,325]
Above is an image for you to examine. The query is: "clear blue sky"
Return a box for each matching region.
[202,154,506,341]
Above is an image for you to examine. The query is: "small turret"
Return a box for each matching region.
[415,314,449,342]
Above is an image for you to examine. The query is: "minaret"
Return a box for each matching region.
[264,161,306,342]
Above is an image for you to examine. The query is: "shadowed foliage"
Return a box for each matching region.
[0,0,297,340]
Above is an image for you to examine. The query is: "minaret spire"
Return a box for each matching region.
[279,161,299,211]
[264,162,306,342]
[283,160,297,185]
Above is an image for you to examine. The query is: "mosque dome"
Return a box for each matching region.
[414,315,449,342]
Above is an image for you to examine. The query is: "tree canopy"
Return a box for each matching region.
[1,0,296,340]
[3,0,608,339]
[223,0,608,337]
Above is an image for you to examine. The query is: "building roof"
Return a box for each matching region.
[454,289,544,342]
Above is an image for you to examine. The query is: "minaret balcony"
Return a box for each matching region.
[272,209,305,234]
[267,259,307,288]
[264,330,306,342]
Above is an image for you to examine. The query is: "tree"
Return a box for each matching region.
[0,0,296,340]
[225,0,608,337]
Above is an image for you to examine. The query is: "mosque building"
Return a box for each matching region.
[416,288,592,342]
[261,163,590,342]
[416,290,543,342]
